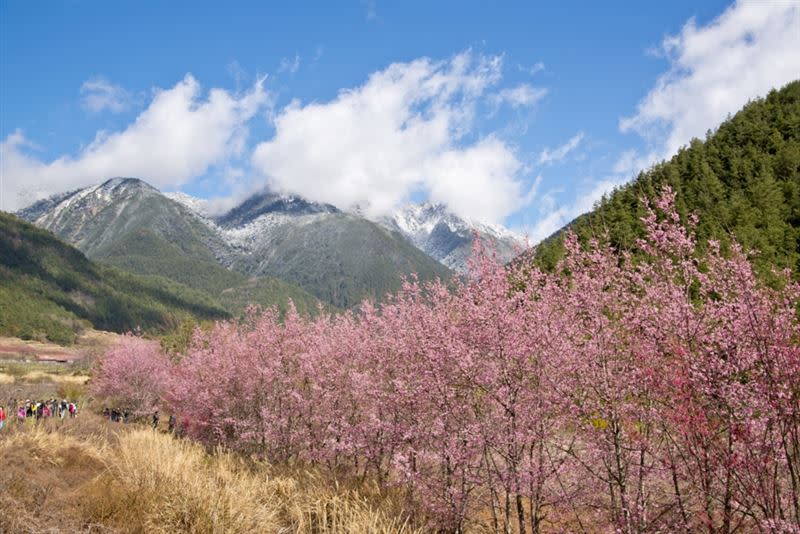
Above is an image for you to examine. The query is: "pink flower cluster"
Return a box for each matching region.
[93,188,800,533]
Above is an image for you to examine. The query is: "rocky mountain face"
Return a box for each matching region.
[208,191,451,308]
[18,178,229,263]
[380,202,525,272]
[17,179,453,310]
[166,190,525,274]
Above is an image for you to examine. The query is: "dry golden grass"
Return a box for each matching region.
[0,424,109,533]
[0,330,118,358]
[271,470,420,534]
[12,370,89,384]
[0,414,422,534]
[0,361,89,403]
[82,430,283,533]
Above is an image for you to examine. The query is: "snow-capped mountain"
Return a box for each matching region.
[206,190,449,307]
[381,202,526,272]
[16,179,450,309]
[169,190,527,273]
[163,191,212,218]
[17,177,229,260]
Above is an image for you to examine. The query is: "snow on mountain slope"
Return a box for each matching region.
[19,179,517,297]
[164,191,212,218]
[219,210,330,252]
[381,202,526,272]
[168,190,527,272]
[20,178,159,226]
[168,190,339,253]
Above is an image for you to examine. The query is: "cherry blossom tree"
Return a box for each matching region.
[95,187,800,533]
[91,334,172,415]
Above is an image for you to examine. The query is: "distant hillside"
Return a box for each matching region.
[535,80,800,278]
[0,212,229,345]
[97,228,324,317]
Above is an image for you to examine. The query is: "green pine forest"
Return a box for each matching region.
[95,228,328,317]
[0,212,236,344]
[534,80,800,280]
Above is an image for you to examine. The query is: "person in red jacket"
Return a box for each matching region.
[0,405,6,431]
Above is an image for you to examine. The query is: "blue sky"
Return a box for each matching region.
[2,1,798,240]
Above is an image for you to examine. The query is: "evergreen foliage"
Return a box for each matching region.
[0,212,229,344]
[98,228,323,315]
[534,80,800,279]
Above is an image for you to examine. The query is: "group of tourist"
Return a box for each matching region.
[0,400,179,434]
[103,406,179,434]
[0,398,78,429]
[102,406,130,423]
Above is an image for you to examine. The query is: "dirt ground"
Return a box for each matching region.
[0,330,119,363]
[0,331,116,405]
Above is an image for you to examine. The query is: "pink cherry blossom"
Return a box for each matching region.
[93,188,800,533]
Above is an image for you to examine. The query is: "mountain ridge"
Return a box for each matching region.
[379,202,524,272]
[168,190,525,273]
[17,179,453,310]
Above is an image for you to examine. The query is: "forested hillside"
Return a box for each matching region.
[0,213,229,344]
[535,80,800,278]
[98,227,326,317]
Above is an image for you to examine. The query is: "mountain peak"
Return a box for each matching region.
[215,190,339,228]
[17,177,160,223]
[383,201,525,272]
[98,177,158,192]
[14,176,215,261]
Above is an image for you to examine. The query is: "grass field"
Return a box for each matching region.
[0,333,109,404]
[0,362,422,534]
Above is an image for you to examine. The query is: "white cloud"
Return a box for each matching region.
[489,84,547,111]
[526,178,625,243]
[278,54,301,75]
[252,52,535,222]
[363,0,379,21]
[618,0,800,171]
[424,137,529,221]
[1,74,268,211]
[518,61,545,76]
[80,76,131,113]
[538,132,584,165]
